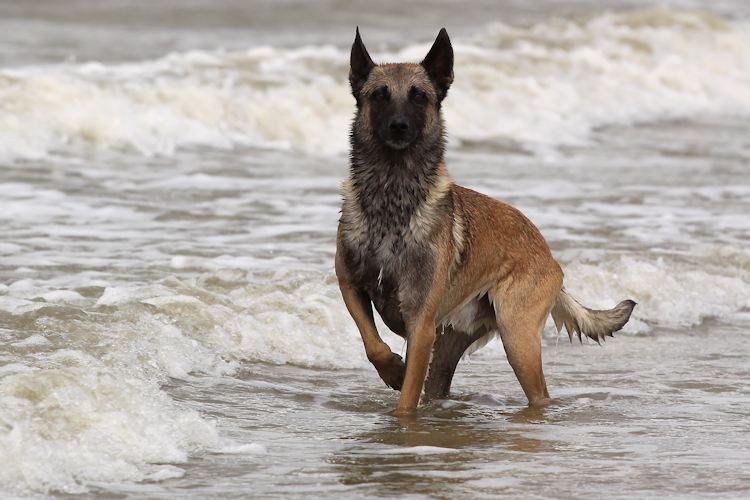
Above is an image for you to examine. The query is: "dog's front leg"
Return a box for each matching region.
[395,312,437,415]
[336,248,405,390]
[338,280,406,389]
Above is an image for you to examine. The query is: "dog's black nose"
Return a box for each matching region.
[388,117,409,132]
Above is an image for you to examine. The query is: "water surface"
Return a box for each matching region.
[1,1,749,497]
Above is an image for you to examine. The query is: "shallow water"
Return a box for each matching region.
[1,0,750,497]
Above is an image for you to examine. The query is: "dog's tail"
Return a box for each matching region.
[551,289,636,344]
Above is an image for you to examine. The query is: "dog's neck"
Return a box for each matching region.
[347,131,447,225]
[342,132,451,251]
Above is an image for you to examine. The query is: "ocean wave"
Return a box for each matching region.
[0,353,220,494]
[1,245,749,492]
[1,8,749,161]
[0,281,254,494]
[3,247,749,372]
[562,247,750,333]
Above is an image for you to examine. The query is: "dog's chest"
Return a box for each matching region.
[348,223,426,289]
[342,213,435,324]
[340,169,450,318]
[341,175,434,275]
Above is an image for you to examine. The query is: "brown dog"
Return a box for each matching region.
[335,28,635,415]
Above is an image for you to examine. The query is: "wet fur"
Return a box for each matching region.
[336,28,636,413]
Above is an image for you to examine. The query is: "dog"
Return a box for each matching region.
[335,27,636,415]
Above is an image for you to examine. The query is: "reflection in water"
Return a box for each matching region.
[328,402,562,493]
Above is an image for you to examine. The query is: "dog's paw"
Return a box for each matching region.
[377,352,406,391]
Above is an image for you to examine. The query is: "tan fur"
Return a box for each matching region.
[340,179,367,248]
[338,29,635,415]
[338,178,636,412]
[409,165,452,241]
[552,290,635,344]
[362,64,438,103]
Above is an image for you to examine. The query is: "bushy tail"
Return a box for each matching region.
[551,289,636,344]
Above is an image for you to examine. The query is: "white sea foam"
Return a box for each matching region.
[4,247,749,374]
[562,246,750,332]
[0,356,219,494]
[218,442,268,454]
[1,290,246,494]
[1,245,749,493]
[1,9,749,161]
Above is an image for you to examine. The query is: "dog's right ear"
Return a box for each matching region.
[350,27,375,103]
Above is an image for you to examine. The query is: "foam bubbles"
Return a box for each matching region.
[562,249,750,331]
[2,246,749,493]
[1,9,749,161]
[0,358,218,494]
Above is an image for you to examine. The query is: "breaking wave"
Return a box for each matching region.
[1,244,749,493]
[1,8,749,161]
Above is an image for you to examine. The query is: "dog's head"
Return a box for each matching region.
[349,28,453,152]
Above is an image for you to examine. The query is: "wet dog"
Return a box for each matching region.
[335,28,635,414]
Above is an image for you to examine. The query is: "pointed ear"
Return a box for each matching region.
[349,27,375,102]
[421,28,454,101]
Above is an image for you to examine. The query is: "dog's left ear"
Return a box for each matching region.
[421,28,454,101]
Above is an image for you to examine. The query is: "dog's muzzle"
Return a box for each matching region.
[384,116,417,150]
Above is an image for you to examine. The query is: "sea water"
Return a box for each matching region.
[1,1,749,497]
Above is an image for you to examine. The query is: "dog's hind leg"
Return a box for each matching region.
[492,273,561,406]
[499,317,550,406]
[424,326,488,400]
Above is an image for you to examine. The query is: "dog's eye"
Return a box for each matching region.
[372,87,390,103]
[410,87,427,106]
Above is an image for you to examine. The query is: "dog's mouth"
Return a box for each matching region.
[383,131,419,151]
[385,139,412,150]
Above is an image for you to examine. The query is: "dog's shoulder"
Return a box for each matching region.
[451,183,537,232]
